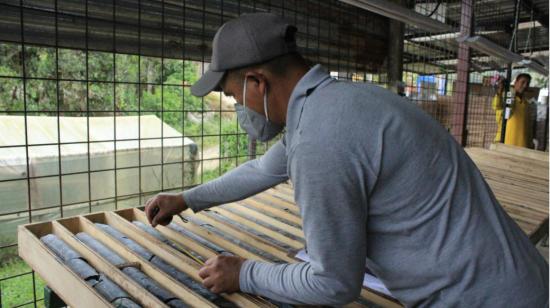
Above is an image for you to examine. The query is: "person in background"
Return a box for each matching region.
[492,73,533,147]
[491,76,507,142]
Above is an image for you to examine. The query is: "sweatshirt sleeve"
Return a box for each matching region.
[239,142,368,305]
[182,138,289,212]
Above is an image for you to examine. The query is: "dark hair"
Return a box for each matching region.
[515,73,532,83]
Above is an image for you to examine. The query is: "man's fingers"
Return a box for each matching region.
[158,215,173,226]
[144,198,157,225]
[145,206,153,225]
[198,266,210,279]
[151,206,163,227]
[204,257,216,266]
[151,213,160,227]
[202,277,214,289]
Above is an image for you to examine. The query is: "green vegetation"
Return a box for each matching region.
[0,246,46,308]
[0,42,259,306]
[0,41,251,177]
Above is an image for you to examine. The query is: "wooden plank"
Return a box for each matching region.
[239,199,303,227]
[212,207,304,250]
[468,146,549,167]
[49,219,169,308]
[251,194,301,217]
[478,165,549,182]
[467,148,549,173]
[491,193,548,214]
[189,210,297,263]
[466,148,548,180]
[479,171,548,193]
[219,205,305,244]
[489,143,549,162]
[499,201,548,220]
[266,188,296,204]
[499,204,546,225]
[487,179,549,196]
[478,168,549,188]
[18,224,112,308]
[223,203,305,239]
[257,190,296,205]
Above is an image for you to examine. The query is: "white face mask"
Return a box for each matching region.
[234,77,284,142]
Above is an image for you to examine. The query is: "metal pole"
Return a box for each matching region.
[500,64,513,143]
[248,137,257,160]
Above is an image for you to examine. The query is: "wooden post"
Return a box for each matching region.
[387,0,405,95]
[451,0,473,145]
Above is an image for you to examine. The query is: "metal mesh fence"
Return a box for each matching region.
[0,0,547,306]
[464,0,549,149]
[0,0,389,306]
[402,0,461,137]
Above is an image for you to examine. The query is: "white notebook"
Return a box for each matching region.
[294,249,394,298]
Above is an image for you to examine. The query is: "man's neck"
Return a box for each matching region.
[272,65,309,125]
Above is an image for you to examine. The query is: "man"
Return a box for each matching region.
[145,13,548,306]
[491,76,507,143]
[492,73,533,147]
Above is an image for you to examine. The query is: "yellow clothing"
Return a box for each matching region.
[492,94,531,147]
[491,94,504,142]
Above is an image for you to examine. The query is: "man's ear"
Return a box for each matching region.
[244,71,268,96]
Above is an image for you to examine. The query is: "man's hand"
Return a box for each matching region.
[198,255,246,294]
[144,193,187,227]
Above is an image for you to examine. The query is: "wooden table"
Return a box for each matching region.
[19,144,546,308]
[18,184,400,308]
[465,145,549,243]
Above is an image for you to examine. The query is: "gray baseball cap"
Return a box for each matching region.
[190,13,297,97]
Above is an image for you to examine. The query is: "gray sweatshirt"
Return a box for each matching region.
[183,65,548,307]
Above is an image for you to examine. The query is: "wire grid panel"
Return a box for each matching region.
[465,0,547,149]
[401,0,548,148]
[401,0,462,140]
[0,0,389,306]
[401,0,547,148]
